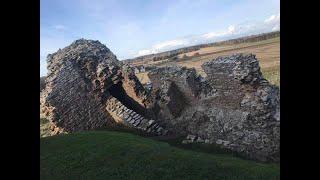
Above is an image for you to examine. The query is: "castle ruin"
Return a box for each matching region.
[40,39,280,162]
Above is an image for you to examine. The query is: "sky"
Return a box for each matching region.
[40,0,280,76]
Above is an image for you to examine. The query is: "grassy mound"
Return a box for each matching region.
[40,131,279,180]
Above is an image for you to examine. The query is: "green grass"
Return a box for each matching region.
[262,66,280,87]
[41,131,279,180]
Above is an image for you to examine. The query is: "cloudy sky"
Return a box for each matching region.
[40,0,280,76]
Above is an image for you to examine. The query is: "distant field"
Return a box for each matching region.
[41,131,279,179]
[133,37,280,86]
[135,72,150,85]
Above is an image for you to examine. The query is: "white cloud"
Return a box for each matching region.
[53,24,67,31]
[134,13,280,57]
[228,25,236,34]
[265,13,280,32]
[202,31,224,39]
[137,49,153,56]
[153,39,188,50]
[201,25,236,39]
[137,39,191,56]
[264,13,280,23]
[272,24,280,31]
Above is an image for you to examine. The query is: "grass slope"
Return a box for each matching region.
[41,131,279,180]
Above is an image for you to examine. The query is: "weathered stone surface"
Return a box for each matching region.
[40,39,279,162]
[40,76,46,92]
[40,39,166,136]
[148,66,203,123]
[182,134,209,144]
[148,53,280,162]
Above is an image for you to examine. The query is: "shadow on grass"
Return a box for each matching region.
[42,118,277,164]
[96,124,266,163]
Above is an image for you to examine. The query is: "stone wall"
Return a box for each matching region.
[147,54,280,162]
[106,97,167,135]
[40,39,279,162]
[40,39,166,136]
[148,66,202,123]
[40,76,46,92]
[133,65,146,74]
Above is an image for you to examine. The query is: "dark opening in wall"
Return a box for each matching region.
[167,82,188,117]
[108,82,149,117]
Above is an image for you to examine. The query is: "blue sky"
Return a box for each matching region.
[40,0,280,76]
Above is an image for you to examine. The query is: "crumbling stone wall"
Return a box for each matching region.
[148,66,202,124]
[121,65,152,108]
[40,39,279,162]
[40,76,46,92]
[106,97,167,135]
[148,54,280,162]
[40,39,166,136]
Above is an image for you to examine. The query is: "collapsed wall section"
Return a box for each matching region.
[148,53,280,162]
[148,66,203,122]
[40,39,279,162]
[106,97,168,135]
